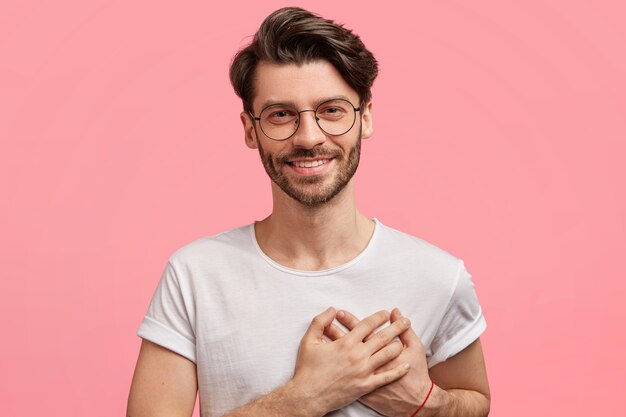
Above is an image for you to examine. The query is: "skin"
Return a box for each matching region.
[127,59,491,417]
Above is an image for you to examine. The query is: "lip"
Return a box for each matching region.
[286,157,335,176]
[287,156,335,162]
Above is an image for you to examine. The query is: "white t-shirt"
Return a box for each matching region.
[137,219,486,417]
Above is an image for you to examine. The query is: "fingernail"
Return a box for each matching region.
[404,363,411,370]
[337,310,345,318]
[402,318,410,326]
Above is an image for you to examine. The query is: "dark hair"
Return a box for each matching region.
[229,7,378,113]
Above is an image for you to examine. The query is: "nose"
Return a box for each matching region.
[291,110,327,149]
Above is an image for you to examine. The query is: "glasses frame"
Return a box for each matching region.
[249,98,361,141]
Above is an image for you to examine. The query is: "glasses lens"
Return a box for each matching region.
[316,99,357,136]
[259,105,299,141]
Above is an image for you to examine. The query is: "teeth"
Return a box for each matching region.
[294,159,327,168]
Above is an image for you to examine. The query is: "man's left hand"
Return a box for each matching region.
[324,308,433,417]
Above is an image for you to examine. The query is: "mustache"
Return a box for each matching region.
[276,147,343,163]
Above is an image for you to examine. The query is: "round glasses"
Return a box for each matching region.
[250,98,361,141]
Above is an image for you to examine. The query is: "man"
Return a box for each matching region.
[127,7,490,417]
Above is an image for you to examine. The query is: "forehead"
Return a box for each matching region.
[252,60,359,111]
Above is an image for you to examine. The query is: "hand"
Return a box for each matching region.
[291,307,412,415]
[324,308,433,417]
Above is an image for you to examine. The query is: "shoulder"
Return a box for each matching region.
[371,219,467,297]
[167,223,255,270]
[375,220,462,271]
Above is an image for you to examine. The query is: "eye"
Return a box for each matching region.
[270,110,291,119]
[263,107,298,124]
[323,107,342,114]
[317,99,353,116]
[317,104,347,120]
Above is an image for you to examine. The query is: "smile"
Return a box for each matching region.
[290,159,331,168]
[286,158,335,176]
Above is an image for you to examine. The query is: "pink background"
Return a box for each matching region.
[1,1,625,416]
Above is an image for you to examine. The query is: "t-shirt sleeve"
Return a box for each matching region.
[137,259,197,363]
[427,260,486,368]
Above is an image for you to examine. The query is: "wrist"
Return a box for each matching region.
[283,378,326,417]
[410,382,448,417]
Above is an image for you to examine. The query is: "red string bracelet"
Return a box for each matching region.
[409,378,435,417]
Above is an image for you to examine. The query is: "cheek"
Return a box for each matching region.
[257,141,284,167]
[260,141,289,158]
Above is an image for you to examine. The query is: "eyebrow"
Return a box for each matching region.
[258,95,355,111]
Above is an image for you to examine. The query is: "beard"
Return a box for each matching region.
[257,135,362,208]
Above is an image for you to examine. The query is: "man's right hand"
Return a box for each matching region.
[289,307,412,415]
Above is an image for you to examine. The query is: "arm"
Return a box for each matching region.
[128,308,412,417]
[126,339,198,417]
[427,338,490,416]
[127,341,312,417]
[326,309,490,417]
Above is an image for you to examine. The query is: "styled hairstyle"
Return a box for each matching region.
[229,7,378,113]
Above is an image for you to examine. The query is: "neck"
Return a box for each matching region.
[254,181,375,271]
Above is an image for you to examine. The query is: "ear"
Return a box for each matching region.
[240,112,258,149]
[360,100,374,139]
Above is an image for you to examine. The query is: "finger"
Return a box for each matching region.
[369,339,403,370]
[393,308,422,348]
[390,307,402,323]
[364,315,410,353]
[366,362,411,392]
[303,307,336,342]
[323,323,346,341]
[399,325,422,348]
[336,310,361,331]
[337,310,377,342]
[346,310,390,343]
[371,356,401,374]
